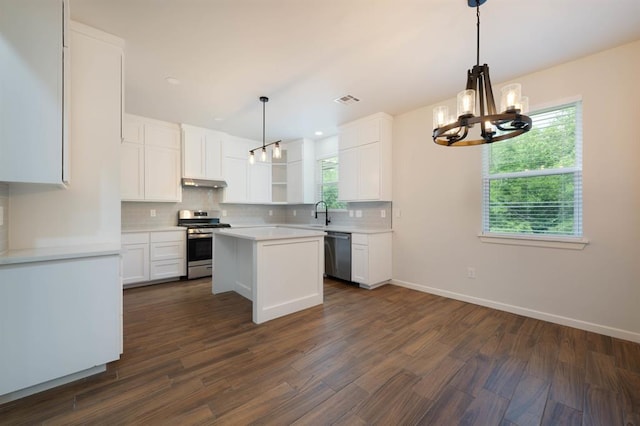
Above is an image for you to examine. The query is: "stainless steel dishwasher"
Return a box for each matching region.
[324,231,351,281]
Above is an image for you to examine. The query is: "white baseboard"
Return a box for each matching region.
[391,279,640,344]
[0,365,106,404]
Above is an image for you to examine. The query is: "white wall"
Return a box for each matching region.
[392,40,640,342]
[315,135,338,160]
[0,183,8,254]
[8,25,122,249]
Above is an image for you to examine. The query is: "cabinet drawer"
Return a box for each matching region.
[150,259,185,280]
[352,233,368,245]
[122,232,149,244]
[150,230,185,243]
[150,241,184,262]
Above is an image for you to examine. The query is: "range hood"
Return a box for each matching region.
[182,178,227,189]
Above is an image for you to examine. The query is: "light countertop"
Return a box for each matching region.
[0,243,122,266]
[279,224,392,234]
[121,226,186,233]
[230,223,393,235]
[214,226,326,241]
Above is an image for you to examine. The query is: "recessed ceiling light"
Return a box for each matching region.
[315,131,324,136]
[165,77,181,85]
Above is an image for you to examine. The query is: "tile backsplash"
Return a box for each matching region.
[122,187,392,230]
[0,183,8,253]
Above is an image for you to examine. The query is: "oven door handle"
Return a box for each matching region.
[188,233,214,239]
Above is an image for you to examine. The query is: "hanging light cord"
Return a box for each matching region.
[262,99,266,149]
[476,1,481,67]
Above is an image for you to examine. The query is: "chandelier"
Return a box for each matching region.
[432,0,532,146]
[249,96,281,164]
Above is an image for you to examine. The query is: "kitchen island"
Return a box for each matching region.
[212,227,325,324]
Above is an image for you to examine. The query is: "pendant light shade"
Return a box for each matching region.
[248,96,282,163]
[432,0,532,146]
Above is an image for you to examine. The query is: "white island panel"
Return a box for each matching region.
[213,227,324,324]
[255,237,323,324]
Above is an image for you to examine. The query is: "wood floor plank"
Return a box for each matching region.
[549,361,585,411]
[459,388,509,426]
[583,384,624,426]
[558,327,587,367]
[617,367,640,416]
[503,374,550,425]
[449,353,495,397]
[613,338,640,374]
[213,381,297,425]
[525,341,560,380]
[540,400,582,426]
[585,350,621,393]
[484,356,527,399]
[356,370,423,423]
[412,356,465,400]
[292,383,369,425]
[257,380,335,425]
[417,385,474,425]
[2,278,639,424]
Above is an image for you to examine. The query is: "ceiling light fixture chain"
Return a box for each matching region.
[249,96,281,164]
[432,0,532,146]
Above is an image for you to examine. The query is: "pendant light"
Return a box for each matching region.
[432,0,532,146]
[248,96,282,163]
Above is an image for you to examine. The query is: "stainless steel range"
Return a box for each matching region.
[178,210,230,279]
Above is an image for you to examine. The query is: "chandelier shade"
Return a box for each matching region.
[432,1,532,146]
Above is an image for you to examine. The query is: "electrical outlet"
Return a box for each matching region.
[311,210,315,217]
[349,210,354,218]
[467,267,476,279]
[222,210,227,217]
[380,210,386,218]
[356,210,362,218]
[150,209,156,217]
[269,210,273,216]
[293,210,297,216]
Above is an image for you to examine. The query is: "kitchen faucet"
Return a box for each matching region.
[314,201,331,226]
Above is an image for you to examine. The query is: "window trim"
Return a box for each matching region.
[480,98,586,248]
[478,232,589,250]
[316,154,347,211]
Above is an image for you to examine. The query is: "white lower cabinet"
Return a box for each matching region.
[122,233,150,285]
[149,231,185,280]
[0,255,121,398]
[351,232,392,289]
[122,230,185,286]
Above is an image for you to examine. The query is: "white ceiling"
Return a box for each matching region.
[70,0,640,143]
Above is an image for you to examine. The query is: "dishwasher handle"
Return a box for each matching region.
[325,233,351,240]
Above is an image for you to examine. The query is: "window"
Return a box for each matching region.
[318,156,346,209]
[482,101,583,237]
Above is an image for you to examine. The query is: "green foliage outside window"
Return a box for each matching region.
[320,157,346,209]
[484,103,582,236]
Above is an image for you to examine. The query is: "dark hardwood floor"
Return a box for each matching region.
[1,278,639,425]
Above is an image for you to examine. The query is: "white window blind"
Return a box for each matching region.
[482,101,583,236]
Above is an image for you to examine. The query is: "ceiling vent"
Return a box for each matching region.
[334,95,360,105]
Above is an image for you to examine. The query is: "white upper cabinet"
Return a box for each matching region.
[222,137,271,203]
[338,113,392,202]
[182,124,224,180]
[0,0,69,184]
[121,114,181,202]
[286,138,315,204]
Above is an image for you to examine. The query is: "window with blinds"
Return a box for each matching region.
[317,156,346,209]
[482,101,583,237]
